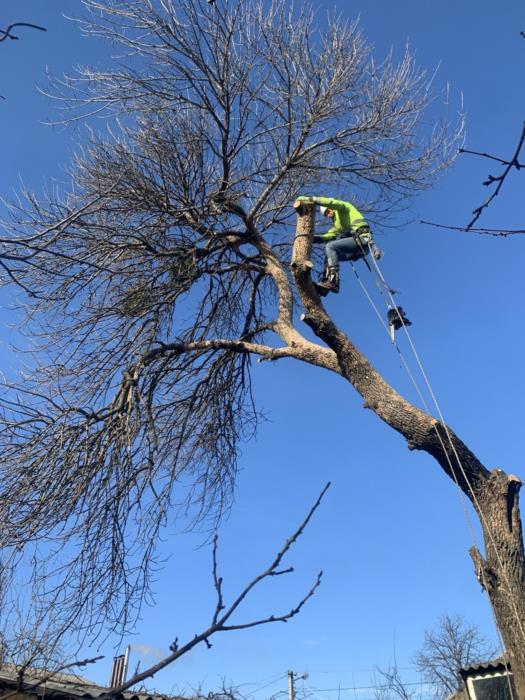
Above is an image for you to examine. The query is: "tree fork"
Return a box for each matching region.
[291,205,525,699]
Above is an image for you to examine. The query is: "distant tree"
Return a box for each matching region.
[414,614,498,699]
[374,616,497,700]
[373,663,425,700]
[2,1,524,698]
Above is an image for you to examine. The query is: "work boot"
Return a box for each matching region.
[314,264,330,296]
[314,266,340,295]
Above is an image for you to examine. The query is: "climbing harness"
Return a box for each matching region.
[314,228,370,296]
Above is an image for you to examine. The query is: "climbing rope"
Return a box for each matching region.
[350,261,481,547]
[354,246,525,667]
[352,255,520,698]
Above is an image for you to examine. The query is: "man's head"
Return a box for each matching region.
[320,206,335,219]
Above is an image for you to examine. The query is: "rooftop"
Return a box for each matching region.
[0,665,184,700]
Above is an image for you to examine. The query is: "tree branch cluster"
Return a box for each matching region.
[0,0,461,647]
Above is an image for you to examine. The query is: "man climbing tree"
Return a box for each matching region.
[1,0,524,697]
[293,195,375,296]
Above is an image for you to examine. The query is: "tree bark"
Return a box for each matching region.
[470,470,525,699]
[291,206,525,699]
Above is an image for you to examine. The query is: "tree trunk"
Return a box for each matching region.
[470,470,525,699]
[291,205,525,699]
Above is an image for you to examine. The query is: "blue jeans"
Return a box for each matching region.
[325,236,366,269]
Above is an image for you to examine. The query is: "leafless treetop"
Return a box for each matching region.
[414,614,498,699]
[0,0,461,644]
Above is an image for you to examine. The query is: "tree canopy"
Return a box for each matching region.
[0,0,461,645]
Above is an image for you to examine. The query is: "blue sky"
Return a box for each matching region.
[1,1,525,699]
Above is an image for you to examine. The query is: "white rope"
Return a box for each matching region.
[352,248,481,530]
[349,237,519,696]
[351,261,480,546]
[359,248,525,659]
[351,263,444,418]
[354,257,517,698]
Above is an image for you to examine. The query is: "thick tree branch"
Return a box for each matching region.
[292,207,525,698]
[67,335,338,427]
[291,206,490,501]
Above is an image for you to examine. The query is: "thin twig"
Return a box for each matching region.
[421,219,525,237]
[464,122,525,230]
[459,148,518,166]
[95,484,330,699]
[0,23,46,42]
[211,534,224,625]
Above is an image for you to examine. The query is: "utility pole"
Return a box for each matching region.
[288,670,308,700]
[288,671,295,700]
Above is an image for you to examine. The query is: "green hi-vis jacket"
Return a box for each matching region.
[297,196,371,242]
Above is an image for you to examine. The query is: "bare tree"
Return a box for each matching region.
[0,575,102,699]
[292,205,525,698]
[414,615,498,699]
[0,0,459,643]
[4,0,513,688]
[186,683,250,700]
[374,617,498,700]
[373,664,426,700]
